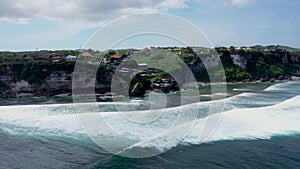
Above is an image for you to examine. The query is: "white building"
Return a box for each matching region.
[66,55,78,62]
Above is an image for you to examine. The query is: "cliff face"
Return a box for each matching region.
[0,66,113,98]
[0,77,72,98]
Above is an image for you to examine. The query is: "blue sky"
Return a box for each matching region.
[0,0,299,51]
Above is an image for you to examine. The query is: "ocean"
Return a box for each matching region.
[0,79,300,168]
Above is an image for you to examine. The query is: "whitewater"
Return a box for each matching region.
[0,79,300,157]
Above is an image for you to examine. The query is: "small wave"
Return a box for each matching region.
[264,80,300,91]
[232,88,253,92]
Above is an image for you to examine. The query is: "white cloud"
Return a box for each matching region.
[230,0,254,6]
[158,0,189,11]
[0,0,190,42]
[0,17,28,24]
[0,0,189,24]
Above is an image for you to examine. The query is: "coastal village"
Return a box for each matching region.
[0,45,299,99]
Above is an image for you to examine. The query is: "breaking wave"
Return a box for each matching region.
[0,80,299,153]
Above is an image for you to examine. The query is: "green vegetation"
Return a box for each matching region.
[133,50,183,73]
[215,46,300,82]
[2,62,75,84]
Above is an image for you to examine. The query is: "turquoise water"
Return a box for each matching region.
[0,79,300,168]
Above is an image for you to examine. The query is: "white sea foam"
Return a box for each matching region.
[0,95,299,152]
[129,95,300,151]
[0,81,299,154]
[0,101,142,138]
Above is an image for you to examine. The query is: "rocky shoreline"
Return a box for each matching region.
[0,75,296,99]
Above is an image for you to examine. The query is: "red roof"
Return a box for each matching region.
[110,55,122,59]
[52,55,65,59]
[80,52,94,57]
